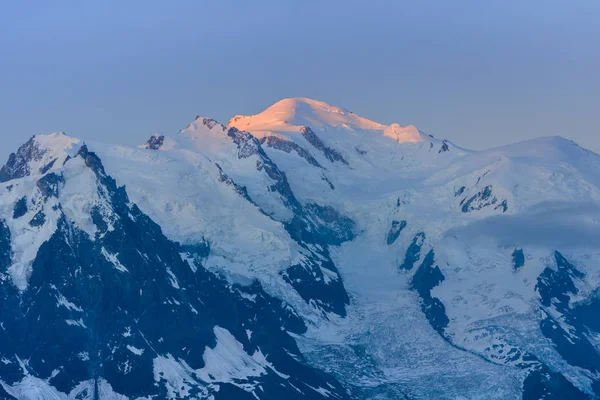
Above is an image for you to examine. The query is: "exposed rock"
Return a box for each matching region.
[143,134,164,150]
[12,197,28,219]
[0,136,46,182]
[260,136,323,168]
[29,210,46,227]
[439,140,450,153]
[460,185,507,213]
[37,172,64,200]
[300,126,348,165]
[386,220,407,245]
[399,232,425,270]
[411,250,448,335]
[512,248,525,270]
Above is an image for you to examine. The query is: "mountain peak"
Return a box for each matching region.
[0,133,81,182]
[227,97,425,143]
[228,97,385,132]
[181,116,226,136]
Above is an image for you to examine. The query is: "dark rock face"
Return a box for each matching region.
[180,240,211,262]
[281,244,350,317]
[260,136,323,168]
[36,172,64,200]
[77,145,106,177]
[0,136,47,182]
[0,220,11,268]
[302,203,356,246]
[512,248,525,270]
[227,127,264,159]
[282,206,355,317]
[438,140,450,153]
[0,148,350,400]
[537,252,584,312]
[386,220,407,245]
[497,199,508,212]
[410,250,448,336]
[300,127,348,165]
[29,210,46,227]
[460,185,508,213]
[399,232,425,270]
[201,117,220,129]
[12,197,28,219]
[143,134,165,150]
[40,158,58,174]
[536,252,600,386]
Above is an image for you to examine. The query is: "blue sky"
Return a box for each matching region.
[1,1,599,161]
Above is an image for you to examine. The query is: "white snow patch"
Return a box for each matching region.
[56,292,83,312]
[65,319,87,329]
[101,247,128,272]
[126,345,144,356]
[196,326,289,383]
[153,354,204,399]
[166,267,180,289]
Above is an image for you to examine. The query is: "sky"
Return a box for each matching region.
[1,1,599,162]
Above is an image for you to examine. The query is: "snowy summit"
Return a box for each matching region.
[228,97,425,143]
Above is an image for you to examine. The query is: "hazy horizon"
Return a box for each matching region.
[1,1,599,161]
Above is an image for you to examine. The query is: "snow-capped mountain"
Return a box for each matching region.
[1,98,600,399]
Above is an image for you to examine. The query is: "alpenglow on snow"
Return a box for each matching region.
[1,98,600,399]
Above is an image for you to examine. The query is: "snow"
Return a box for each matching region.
[0,176,61,291]
[228,98,424,144]
[28,133,81,178]
[55,292,84,312]
[59,156,114,239]
[0,373,129,400]
[94,141,295,274]
[224,98,600,396]
[126,345,144,356]
[65,319,87,329]
[195,326,269,382]
[153,354,210,399]
[229,97,388,131]
[165,267,180,289]
[69,379,129,400]
[101,247,128,272]
[96,98,600,395]
[4,99,600,397]
[1,375,67,400]
[0,135,122,290]
[306,384,335,398]
[152,327,289,398]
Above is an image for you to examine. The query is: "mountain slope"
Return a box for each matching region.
[0,137,349,399]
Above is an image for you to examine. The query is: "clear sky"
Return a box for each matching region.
[1,1,599,162]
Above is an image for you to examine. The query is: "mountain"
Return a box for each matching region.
[1,98,600,399]
[0,135,348,399]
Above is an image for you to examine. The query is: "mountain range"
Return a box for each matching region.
[1,98,600,399]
